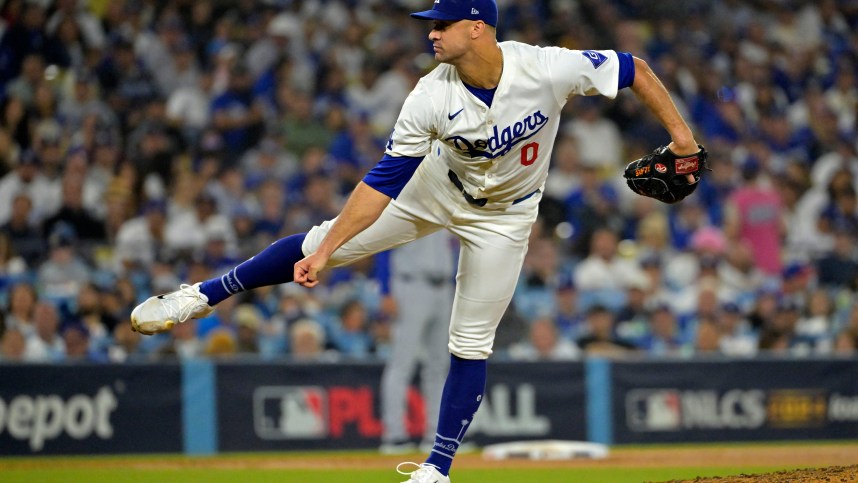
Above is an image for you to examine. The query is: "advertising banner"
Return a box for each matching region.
[612,359,858,444]
[0,363,183,455]
[216,361,586,451]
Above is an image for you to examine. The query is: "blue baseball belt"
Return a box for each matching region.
[447,170,539,207]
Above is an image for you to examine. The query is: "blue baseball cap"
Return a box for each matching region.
[411,0,499,27]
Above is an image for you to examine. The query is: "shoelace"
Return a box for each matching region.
[161,284,207,322]
[396,462,440,482]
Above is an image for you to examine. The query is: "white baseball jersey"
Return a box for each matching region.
[304,41,628,359]
[385,41,624,209]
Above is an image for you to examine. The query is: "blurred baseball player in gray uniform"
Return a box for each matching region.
[132,0,704,480]
[380,231,455,454]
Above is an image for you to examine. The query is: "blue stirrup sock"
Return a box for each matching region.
[199,233,307,305]
[424,355,487,476]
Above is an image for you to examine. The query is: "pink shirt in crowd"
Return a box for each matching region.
[730,186,783,276]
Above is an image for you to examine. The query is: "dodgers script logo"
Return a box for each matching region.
[446,110,549,159]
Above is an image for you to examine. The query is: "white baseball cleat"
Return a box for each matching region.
[130,283,214,335]
[396,462,451,483]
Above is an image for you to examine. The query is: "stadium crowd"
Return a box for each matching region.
[0,0,857,364]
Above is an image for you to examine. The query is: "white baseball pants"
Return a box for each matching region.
[302,162,540,359]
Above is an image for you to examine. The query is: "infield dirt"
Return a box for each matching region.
[1,443,856,481]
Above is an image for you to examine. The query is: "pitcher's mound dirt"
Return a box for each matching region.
[656,464,858,482]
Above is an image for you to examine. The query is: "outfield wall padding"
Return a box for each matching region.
[0,358,856,455]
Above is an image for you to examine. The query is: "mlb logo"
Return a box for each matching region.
[626,389,681,431]
[254,386,327,439]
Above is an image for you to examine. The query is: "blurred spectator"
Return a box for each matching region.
[113,199,168,274]
[301,172,341,223]
[37,223,91,303]
[202,224,241,276]
[323,256,383,319]
[258,292,307,358]
[0,327,26,361]
[492,305,531,357]
[24,302,64,362]
[574,228,643,310]
[43,172,106,243]
[195,295,238,340]
[327,109,386,188]
[0,150,61,225]
[634,212,674,262]
[289,317,330,361]
[246,13,304,80]
[0,231,26,289]
[166,69,212,141]
[638,304,691,357]
[798,289,835,339]
[834,305,858,355]
[614,271,651,344]
[108,322,142,363]
[329,299,374,359]
[718,239,765,308]
[544,137,582,199]
[165,190,237,256]
[514,238,563,321]
[793,167,853,258]
[241,137,297,190]
[564,165,623,255]
[759,299,829,356]
[508,317,579,361]
[211,65,264,159]
[0,2,69,86]
[58,70,116,138]
[577,305,637,357]
[75,282,111,352]
[724,158,784,277]
[203,327,237,358]
[63,322,105,362]
[5,281,37,332]
[6,53,46,106]
[234,304,262,354]
[158,318,202,360]
[279,92,332,158]
[718,302,758,357]
[665,226,728,305]
[251,178,287,240]
[46,0,106,51]
[0,193,44,268]
[818,184,858,238]
[554,276,585,342]
[563,98,623,170]
[668,196,712,253]
[816,228,858,289]
[694,317,723,355]
[780,261,813,310]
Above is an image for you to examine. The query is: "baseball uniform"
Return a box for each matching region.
[302,41,631,359]
[380,231,456,449]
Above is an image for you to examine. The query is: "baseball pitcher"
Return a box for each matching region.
[131,0,706,481]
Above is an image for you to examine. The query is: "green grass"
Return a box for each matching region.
[0,467,783,483]
[6,443,855,483]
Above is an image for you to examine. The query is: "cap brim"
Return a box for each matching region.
[410,9,463,22]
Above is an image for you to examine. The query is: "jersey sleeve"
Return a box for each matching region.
[544,48,625,102]
[384,80,437,158]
